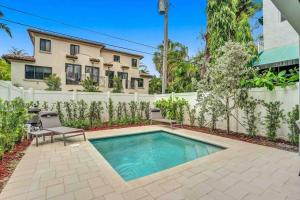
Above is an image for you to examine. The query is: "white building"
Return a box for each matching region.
[3,29,152,93]
[255,0,299,70]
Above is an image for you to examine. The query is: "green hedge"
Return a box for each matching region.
[0,98,28,159]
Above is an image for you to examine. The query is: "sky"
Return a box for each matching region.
[0,0,208,76]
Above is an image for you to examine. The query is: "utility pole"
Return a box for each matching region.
[159,0,168,94]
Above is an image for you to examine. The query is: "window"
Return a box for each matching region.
[40,39,51,52]
[85,66,100,84]
[113,55,120,62]
[281,13,287,22]
[25,65,52,80]
[132,59,138,67]
[105,70,114,88]
[131,78,144,88]
[137,78,144,88]
[70,44,80,55]
[65,63,82,85]
[118,72,128,88]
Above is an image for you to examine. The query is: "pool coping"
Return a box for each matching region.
[85,126,232,187]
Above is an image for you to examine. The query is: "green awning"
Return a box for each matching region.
[255,43,299,69]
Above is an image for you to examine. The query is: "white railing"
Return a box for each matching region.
[0,80,299,140]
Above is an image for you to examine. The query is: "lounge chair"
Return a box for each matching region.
[150,109,178,128]
[29,129,53,147]
[39,111,86,146]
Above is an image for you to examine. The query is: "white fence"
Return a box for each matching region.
[0,80,298,140]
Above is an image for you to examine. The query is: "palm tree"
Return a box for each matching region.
[152,40,188,83]
[8,47,27,56]
[0,11,12,37]
[234,0,262,44]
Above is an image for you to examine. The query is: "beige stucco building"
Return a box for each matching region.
[4,29,152,93]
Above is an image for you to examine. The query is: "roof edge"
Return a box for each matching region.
[103,48,144,59]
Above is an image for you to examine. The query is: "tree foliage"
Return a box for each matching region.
[149,76,162,94]
[241,67,299,91]
[152,40,200,93]
[81,77,99,92]
[155,97,187,122]
[8,47,27,56]
[44,74,62,91]
[0,98,28,159]
[263,101,285,141]
[197,41,252,131]
[112,76,123,93]
[205,0,261,64]
[287,105,299,145]
[0,59,11,80]
[0,11,12,38]
[153,40,188,82]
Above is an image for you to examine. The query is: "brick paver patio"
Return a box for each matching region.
[0,125,299,200]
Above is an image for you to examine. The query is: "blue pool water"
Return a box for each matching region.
[90,131,224,181]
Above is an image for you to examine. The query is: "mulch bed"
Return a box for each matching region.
[0,139,32,193]
[87,122,151,132]
[176,125,299,152]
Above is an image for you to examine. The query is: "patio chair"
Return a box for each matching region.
[39,111,86,146]
[150,108,179,128]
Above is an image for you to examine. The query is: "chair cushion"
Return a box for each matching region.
[46,127,83,134]
[152,119,177,123]
[29,130,52,136]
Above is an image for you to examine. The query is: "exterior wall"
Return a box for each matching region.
[11,61,48,90]
[11,33,150,93]
[101,49,148,94]
[263,0,299,50]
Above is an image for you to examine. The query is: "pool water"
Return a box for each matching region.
[90,131,224,181]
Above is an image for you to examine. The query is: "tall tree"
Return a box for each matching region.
[153,40,188,83]
[204,0,261,76]
[0,59,11,80]
[8,47,27,56]
[0,11,12,37]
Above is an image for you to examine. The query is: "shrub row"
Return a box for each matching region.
[0,98,28,159]
[33,99,151,129]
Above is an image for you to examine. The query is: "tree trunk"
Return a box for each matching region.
[226,97,230,134]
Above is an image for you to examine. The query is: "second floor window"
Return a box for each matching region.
[70,44,80,55]
[85,66,100,84]
[113,55,120,62]
[65,63,81,85]
[40,39,51,52]
[25,65,52,80]
[132,59,138,67]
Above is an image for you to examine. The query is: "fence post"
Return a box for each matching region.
[235,108,239,133]
[171,92,175,101]
[107,91,111,103]
[134,92,139,102]
[28,88,34,102]
[20,87,25,101]
[72,90,77,101]
[7,82,12,101]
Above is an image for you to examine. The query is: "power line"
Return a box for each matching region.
[0,3,158,50]
[0,18,156,56]
[0,18,200,65]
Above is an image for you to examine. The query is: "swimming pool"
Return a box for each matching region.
[90,130,224,181]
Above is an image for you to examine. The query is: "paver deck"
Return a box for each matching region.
[0,125,299,200]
